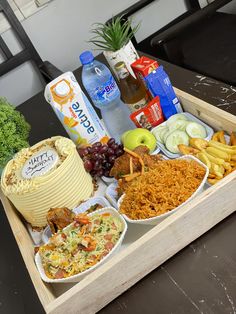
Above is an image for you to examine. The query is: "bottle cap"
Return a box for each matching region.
[54,81,70,97]
[115,61,129,79]
[79,51,94,65]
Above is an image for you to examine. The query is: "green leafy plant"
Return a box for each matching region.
[89,16,140,52]
[0,97,30,170]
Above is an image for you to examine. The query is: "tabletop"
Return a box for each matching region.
[0,55,235,314]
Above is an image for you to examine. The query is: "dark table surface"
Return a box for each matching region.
[0,55,236,314]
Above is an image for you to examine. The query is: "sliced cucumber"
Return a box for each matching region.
[153,132,163,143]
[152,125,167,143]
[186,122,207,138]
[163,130,174,143]
[165,130,189,153]
[159,128,169,143]
[169,119,189,132]
[166,114,188,128]
[153,127,168,143]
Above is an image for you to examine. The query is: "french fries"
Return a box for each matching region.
[231,155,236,161]
[212,130,225,143]
[197,152,211,168]
[212,132,219,142]
[208,178,221,185]
[178,144,200,155]
[205,147,230,161]
[230,160,236,167]
[189,138,208,150]
[203,151,225,165]
[224,166,232,176]
[230,132,236,145]
[210,163,223,179]
[178,129,236,184]
[208,140,236,154]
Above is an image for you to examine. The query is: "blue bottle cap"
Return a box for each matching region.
[79,51,94,65]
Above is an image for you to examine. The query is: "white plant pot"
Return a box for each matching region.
[103,40,139,78]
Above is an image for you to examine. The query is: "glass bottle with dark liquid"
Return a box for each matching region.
[115,61,149,113]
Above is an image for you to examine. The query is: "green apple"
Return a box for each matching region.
[121,130,132,144]
[123,128,157,152]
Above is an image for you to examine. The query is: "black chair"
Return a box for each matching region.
[0,0,62,83]
[109,0,236,86]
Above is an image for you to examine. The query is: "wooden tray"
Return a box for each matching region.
[1,88,236,314]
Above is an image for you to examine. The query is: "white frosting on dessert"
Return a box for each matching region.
[1,136,93,227]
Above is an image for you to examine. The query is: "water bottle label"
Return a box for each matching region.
[94,75,120,105]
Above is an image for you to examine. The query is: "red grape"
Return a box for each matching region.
[115,148,124,157]
[91,146,100,153]
[107,148,114,156]
[94,160,102,170]
[92,142,102,148]
[104,169,110,177]
[98,154,106,161]
[93,152,99,160]
[108,155,116,163]
[79,138,124,178]
[110,143,119,151]
[77,147,89,158]
[100,144,108,154]
[102,159,108,165]
[84,160,93,172]
[107,138,115,147]
[96,169,104,177]
[104,162,112,169]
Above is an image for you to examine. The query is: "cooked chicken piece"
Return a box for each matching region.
[110,145,162,179]
[47,207,75,234]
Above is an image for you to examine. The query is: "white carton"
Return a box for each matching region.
[44,72,107,146]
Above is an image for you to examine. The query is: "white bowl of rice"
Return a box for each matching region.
[117,155,209,225]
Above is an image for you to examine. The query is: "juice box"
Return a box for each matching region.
[145,66,182,119]
[131,56,159,77]
[130,96,164,130]
[44,72,108,146]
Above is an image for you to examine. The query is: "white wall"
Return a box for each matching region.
[0,0,187,106]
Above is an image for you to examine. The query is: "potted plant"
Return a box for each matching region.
[89,16,140,77]
[0,97,31,174]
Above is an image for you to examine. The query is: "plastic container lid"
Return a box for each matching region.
[79,51,94,65]
[54,81,70,97]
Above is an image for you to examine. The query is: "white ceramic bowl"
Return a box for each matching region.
[117,155,209,225]
[73,196,110,215]
[105,182,119,209]
[101,176,117,185]
[42,196,111,244]
[35,207,127,283]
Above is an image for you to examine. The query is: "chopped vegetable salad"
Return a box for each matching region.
[39,213,124,279]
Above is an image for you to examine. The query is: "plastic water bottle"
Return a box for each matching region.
[79,51,135,141]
